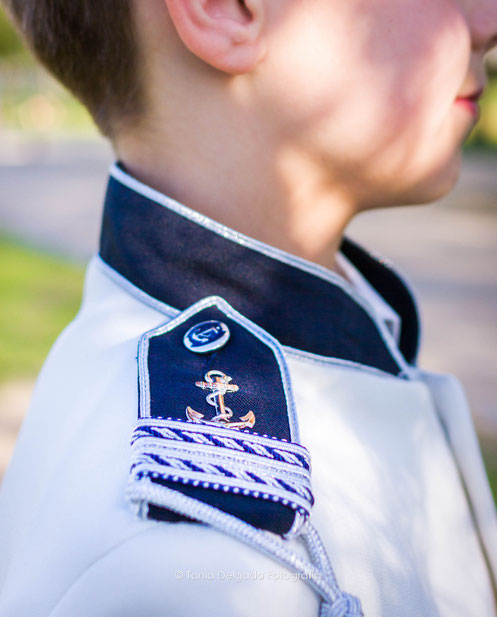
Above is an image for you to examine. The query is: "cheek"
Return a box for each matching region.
[264,0,471,192]
[345,2,470,194]
[359,1,470,142]
[365,3,471,201]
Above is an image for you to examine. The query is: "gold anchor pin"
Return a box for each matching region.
[186,370,256,430]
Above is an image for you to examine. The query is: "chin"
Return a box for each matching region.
[398,150,463,206]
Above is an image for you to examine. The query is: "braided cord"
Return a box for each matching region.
[127,480,363,616]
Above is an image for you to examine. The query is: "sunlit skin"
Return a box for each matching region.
[115,0,497,269]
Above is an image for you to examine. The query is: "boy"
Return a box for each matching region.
[0,0,496,615]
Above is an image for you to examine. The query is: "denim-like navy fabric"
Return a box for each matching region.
[147,482,295,535]
[146,306,292,440]
[140,306,297,534]
[100,170,419,374]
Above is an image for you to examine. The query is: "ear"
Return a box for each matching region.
[164,0,266,74]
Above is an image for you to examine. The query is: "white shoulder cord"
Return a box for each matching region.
[127,480,363,617]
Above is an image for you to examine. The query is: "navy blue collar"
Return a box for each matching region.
[99,165,420,376]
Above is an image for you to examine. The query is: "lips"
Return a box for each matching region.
[456,87,485,102]
[455,87,485,116]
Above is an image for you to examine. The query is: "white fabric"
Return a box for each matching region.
[0,257,495,617]
[335,252,402,345]
[420,371,497,585]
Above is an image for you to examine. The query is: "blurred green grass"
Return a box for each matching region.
[0,235,84,383]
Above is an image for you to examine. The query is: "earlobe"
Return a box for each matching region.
[164,0,266,74]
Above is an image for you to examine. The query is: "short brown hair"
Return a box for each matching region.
[3,0,141,136]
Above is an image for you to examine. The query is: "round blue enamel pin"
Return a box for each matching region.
[183,320,231,353]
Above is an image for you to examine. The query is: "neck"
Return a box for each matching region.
[115,97,358,271]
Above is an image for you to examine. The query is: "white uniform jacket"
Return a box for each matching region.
[0,164,496,617]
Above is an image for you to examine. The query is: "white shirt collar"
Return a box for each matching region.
[335,252,402,346]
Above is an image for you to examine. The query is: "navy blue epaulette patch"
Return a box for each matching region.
[127,296,313,537]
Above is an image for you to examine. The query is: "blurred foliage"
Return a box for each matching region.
[467,70,497,149]
[483,448,497,503]
[0,6,96,135]
[0,64,96,134]
[488,464,497,501]
[0,6,24,58]
[0,235,84,383]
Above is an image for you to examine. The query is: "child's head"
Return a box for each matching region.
[4,0,497,211]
